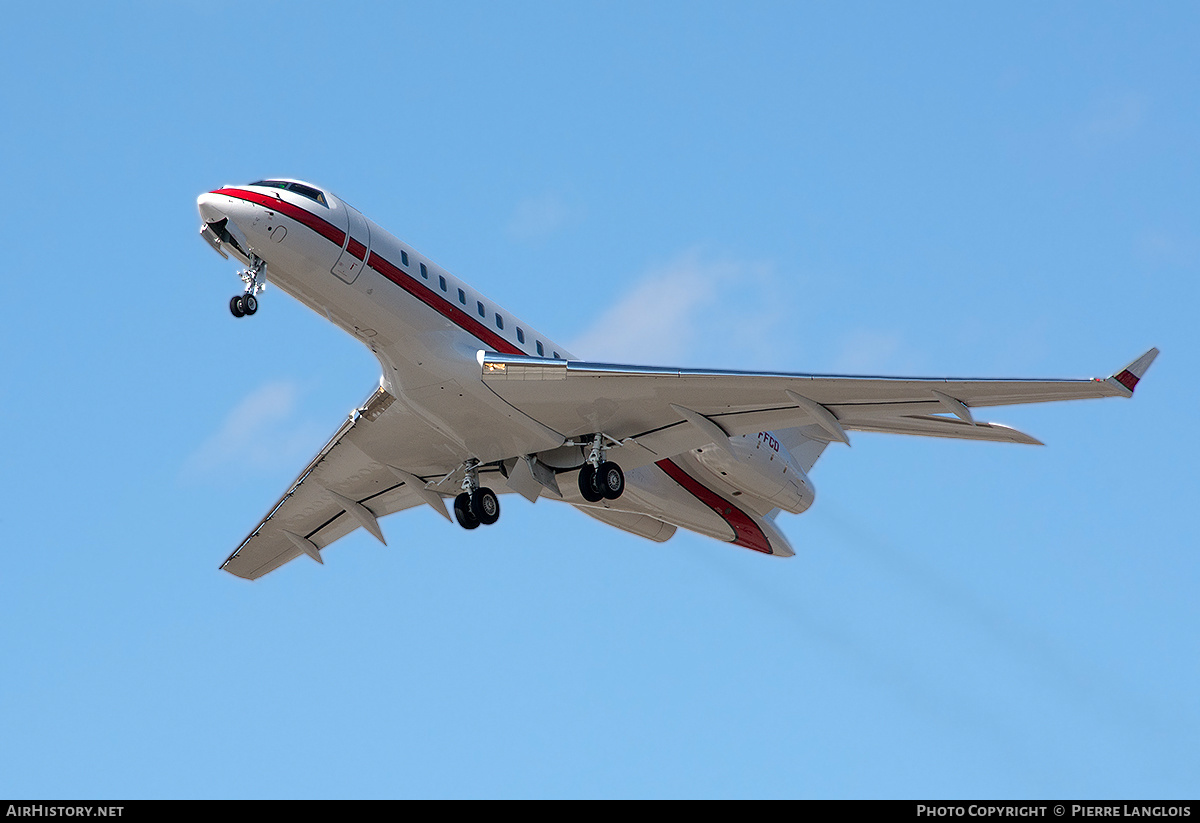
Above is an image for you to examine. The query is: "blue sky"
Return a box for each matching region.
[2,2,1197,799]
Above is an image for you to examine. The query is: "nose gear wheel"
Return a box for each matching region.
[229,255,267,318]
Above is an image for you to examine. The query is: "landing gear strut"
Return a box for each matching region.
[229,255,266,318]
[578,434,625,503]
[453,459,501,530]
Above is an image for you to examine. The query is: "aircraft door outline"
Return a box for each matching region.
[332,205,372,284]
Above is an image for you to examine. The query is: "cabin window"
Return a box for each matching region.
[458,288,467,305]
[495,314,504,330]
[536,341,544,356]
[516,328,525,344]
[420,263,428,279]
[477,301,485,318]
[439,275,447,292]
[401,250,409,267]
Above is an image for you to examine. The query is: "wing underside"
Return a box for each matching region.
[480,348,1159,465]
[220,348,1156,578]
[220,387,499,580]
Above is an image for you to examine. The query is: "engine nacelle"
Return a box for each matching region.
[693,431,816,514]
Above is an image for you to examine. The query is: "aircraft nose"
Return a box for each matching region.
[197,189,254,260]
[197,190,228,224]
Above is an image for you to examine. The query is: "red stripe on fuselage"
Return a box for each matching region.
[214,188,347,248]
[214,187,524,356]
[215,187,769,551]
[365,252,523,356]
[655,459,773,554]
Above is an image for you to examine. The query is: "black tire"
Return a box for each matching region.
[229,295,245,317]
[454,492,480,530]
[243,294,258,315]
[598,461,625,500]
[578,465,604,503]
[471,487,500,525]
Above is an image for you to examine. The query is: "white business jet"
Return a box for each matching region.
[197,179,1157,579]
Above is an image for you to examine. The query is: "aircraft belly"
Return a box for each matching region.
[566,463,739,545]
[263,252,567,468]
[397,378,563,465]
[574,506,677,543]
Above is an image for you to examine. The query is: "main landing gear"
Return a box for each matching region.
[578,434,625,503]
[229,255,267,318]
[453,460,501,530]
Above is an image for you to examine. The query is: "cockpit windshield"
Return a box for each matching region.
[250,180,329,207]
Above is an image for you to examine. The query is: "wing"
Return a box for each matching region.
[480,348,1159,464]
[220,386,501,580]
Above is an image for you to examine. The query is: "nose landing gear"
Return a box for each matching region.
[229,255,267,318]
[229,293,258,317]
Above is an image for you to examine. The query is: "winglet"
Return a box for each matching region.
[1106,348,1159,397]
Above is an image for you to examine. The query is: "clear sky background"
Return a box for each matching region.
[1,2,1197,800]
